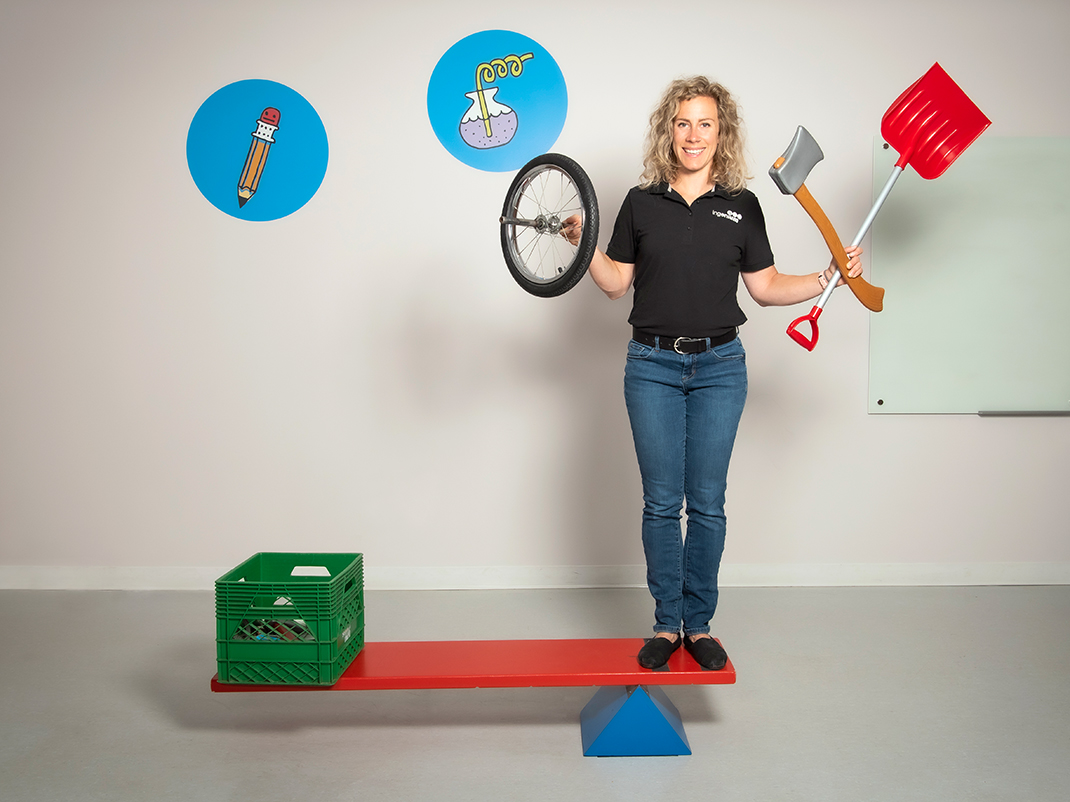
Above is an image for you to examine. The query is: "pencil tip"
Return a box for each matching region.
[237,196,248,208]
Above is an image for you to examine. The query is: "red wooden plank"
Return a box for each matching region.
[211,638,735,692]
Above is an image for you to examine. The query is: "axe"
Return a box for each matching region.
[770,126,885,350]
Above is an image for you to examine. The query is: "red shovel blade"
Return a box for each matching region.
[881,62,991,180]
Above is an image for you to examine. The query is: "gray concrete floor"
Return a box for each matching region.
[1,585,1068,801]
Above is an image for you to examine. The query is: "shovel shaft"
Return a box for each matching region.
[851,164,904,249]
[813,164,902,313]
[814,267,840,310]
[791,183,884,314]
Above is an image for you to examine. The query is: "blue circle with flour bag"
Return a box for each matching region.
[427,30,568,172]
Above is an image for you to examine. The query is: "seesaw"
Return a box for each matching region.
[211,637,736,757]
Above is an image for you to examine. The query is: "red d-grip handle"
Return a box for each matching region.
[787,306,822,351]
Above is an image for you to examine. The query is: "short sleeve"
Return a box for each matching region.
[739,194,775,273]
[605,191,636,264]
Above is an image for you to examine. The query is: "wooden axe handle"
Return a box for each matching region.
[770,149,886,314]
[792,184,884,313]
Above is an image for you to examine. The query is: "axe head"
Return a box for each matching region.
[769,126,824,195]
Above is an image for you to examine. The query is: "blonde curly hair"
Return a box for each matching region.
[640,77,750,194]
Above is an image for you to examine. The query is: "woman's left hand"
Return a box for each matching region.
[823,246,863,287]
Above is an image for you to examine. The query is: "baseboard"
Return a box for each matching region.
[718,562,1070,587]
[366,564,647,590]
[1,562,1069,591]
[0,565,231,591]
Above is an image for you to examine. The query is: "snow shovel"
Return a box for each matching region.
[782,62,991,351]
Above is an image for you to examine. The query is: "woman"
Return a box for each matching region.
[565,77,862,670]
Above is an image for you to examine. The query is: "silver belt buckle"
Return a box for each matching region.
[673,337,695,354]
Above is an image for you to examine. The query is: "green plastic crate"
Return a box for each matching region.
[215,552,364,686]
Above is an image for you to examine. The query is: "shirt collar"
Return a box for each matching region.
[648,182,735,201]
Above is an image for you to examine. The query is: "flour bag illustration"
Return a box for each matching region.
[458,54,532,150]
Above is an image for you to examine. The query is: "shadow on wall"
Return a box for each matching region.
[384,253,644,571]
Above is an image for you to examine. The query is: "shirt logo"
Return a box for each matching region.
[712,209,742,223]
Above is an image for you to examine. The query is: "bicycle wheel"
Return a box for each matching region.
[500,153,599,298]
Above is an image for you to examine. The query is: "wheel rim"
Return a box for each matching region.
[502,165,586,285]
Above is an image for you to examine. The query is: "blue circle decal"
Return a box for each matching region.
[427,30,568,172]
[186,80,329,221]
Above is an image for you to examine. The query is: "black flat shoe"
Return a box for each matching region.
[637,635,681,669]
[684,636,727,670]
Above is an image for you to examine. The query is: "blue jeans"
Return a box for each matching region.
[623,336,748,636]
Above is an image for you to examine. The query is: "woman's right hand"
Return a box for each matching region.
[561,214,582,246]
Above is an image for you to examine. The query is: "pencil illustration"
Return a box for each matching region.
[237,107,280,208]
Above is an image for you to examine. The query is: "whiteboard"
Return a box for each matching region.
[867,136,1070,415]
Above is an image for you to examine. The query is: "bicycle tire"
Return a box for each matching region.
[499,153,599,298]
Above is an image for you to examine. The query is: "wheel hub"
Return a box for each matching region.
[535,214,561,235]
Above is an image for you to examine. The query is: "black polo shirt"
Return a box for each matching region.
[606,183,775,338]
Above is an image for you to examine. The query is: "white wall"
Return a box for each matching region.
[1,0,1067,590]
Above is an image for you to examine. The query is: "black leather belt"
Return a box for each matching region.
[632,328,738,354]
